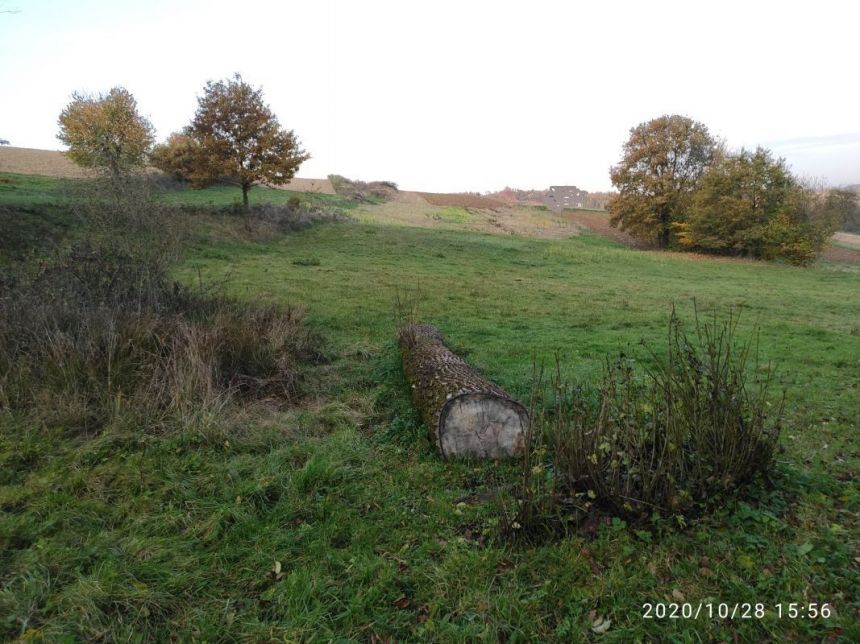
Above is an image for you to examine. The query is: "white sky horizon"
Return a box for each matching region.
[1,0,858,193]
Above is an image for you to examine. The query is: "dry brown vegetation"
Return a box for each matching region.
[821,244,860,264]
[419,192,506,208]
[356,192,582,239]
[560,209,645,248]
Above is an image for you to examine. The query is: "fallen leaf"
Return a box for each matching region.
[672,589,686,602]
[393,595,410,610]
[591,616,611,634]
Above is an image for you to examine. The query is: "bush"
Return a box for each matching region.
[328,174,398,201]
[674,148,837,265]
[503,307,783,541]
[211,201,347,238]
[65,174,188,265]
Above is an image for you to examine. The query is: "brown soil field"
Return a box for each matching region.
[419,192,507,208]
[0,146,92,178]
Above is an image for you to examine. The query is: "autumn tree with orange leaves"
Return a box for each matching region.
[154,74,309,209]
[57,87,155,178]
[608,115,717,248]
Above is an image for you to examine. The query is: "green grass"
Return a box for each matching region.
[563,206,608,213]
[0,172,358,211]
[0,175,77,265]
[0,172,69,206]
[2,181,859,640]
[433,206,475,224]
[160,182,359,211]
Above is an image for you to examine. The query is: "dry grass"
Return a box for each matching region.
[821,243,860,264]
[419,192,506,208]
[355,192,582,239]
[832,231,860,249]
[560,209,646,248]
[270,177,335,194]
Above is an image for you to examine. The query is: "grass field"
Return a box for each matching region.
[1,174,858,641]
[0,172,352,210]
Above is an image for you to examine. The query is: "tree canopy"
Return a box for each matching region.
[57,87,154,177]
[822,188,859,233]
[608,115,717,248]
[152,74,309,208]
[674,148,838,265]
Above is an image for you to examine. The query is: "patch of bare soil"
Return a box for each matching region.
[419,192,507,208]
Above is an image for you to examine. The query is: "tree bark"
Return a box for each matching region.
[399,324,528,459]
[242,183,250,210]
[658,208,671,248]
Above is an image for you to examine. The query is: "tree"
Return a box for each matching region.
[608,115,717,248]
[167,74,309,209]
[150,132,208,186]
[57,87,154,177]
[675,148,836,265]
[0,139,9,145]
[821,188,859,232]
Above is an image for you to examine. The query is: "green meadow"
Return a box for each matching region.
[1,174,858,641]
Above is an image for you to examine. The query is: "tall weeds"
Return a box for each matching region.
[0,177,324,435]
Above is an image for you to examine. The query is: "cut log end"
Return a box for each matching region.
[439,393,528,459]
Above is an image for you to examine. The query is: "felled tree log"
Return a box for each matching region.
[399,324,528,459]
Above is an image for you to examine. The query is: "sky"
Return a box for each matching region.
[0,0,858,192]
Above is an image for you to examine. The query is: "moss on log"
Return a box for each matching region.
[399,324,528,459]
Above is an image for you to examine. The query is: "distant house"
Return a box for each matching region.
[543,186,588,212]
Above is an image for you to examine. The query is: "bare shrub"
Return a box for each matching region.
[502,306,784,541]
[64,174,188,265]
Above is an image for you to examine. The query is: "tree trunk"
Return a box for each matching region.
[658,209,671,249]
[242,183,250,210]
[399,324,528,459]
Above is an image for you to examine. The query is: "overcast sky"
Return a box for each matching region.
[1,0,857,192]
